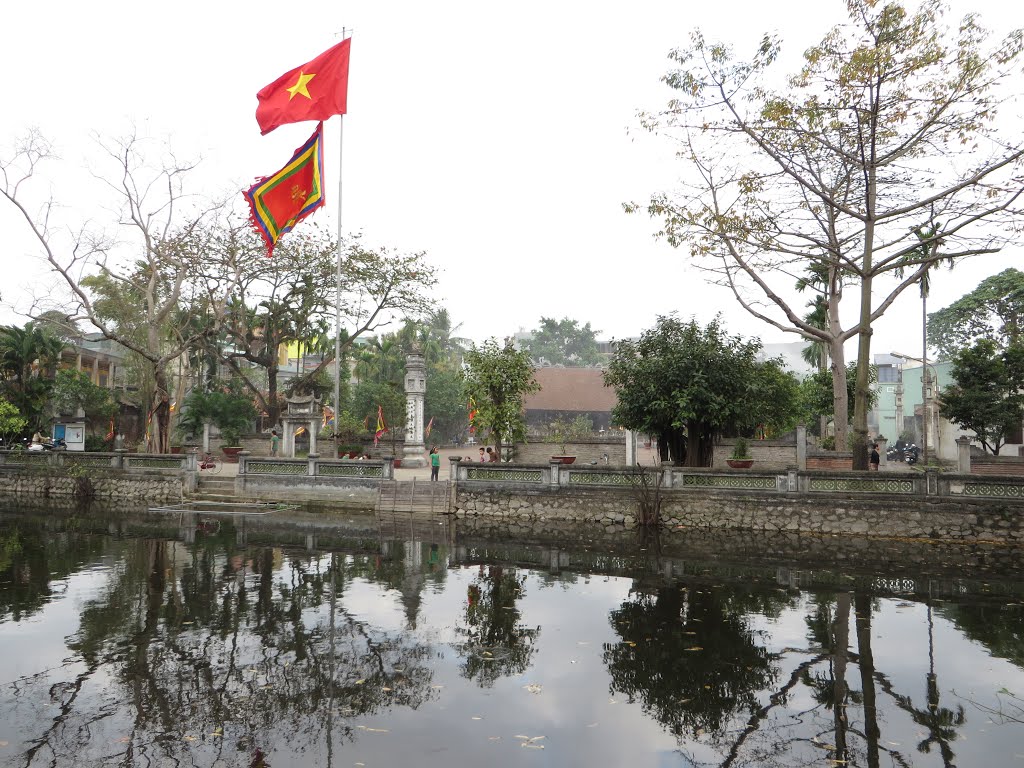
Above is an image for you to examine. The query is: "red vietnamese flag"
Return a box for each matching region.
[256,38,351,135]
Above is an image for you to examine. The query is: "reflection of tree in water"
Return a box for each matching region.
[603,583,786,742]
[7,538,440,767]
[454,566,540,687]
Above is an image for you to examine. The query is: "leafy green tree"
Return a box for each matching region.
[524,317,601,367]
[798,363,876,440]
[631,0,1024,469]
[0,398,27,445]
[48,369,117,437]
[939,339,1024,455]
[177,384,259,447]
[928,268,1024,360]
[425,363,465,443]
[351,380,406,449]
[604,315,797,466]
[463,338,539,459]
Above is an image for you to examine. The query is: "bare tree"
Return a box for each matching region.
[632,0,1024,467]
[1,129,232,452]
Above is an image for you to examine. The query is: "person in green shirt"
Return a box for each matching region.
[270,429,280,457]
[429,445,440,481]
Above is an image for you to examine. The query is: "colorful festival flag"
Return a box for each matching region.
[424,416,434,439]
[243,123,325,256]
[256,38,352,135]
[467,397,478,434]
[374,405,388,446]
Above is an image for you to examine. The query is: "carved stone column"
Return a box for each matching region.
[401,349,428,468]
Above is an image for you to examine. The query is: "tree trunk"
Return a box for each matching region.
[828,278,849,450]
[153,365,171,454]
[852,275,873,470]
[267,358,280,427]
[855,593,881,768]
[832,593,851,763]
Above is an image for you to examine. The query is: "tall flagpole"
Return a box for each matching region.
[332,30,347,450]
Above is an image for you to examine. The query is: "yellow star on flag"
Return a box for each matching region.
[286,71,316,100]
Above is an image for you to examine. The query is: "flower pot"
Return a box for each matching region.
[726,459,753,469]
[551,455,577,464]
[221,446,244,463]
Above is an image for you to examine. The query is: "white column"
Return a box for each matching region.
[401,350,428,467]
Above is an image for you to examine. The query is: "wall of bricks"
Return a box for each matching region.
[973,457,1024,476]
[713,440,797,470]
[512,439,627,465]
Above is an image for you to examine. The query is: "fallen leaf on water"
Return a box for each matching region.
[183,736,196,742]
[685,646,703,652]
[608,698,619,705]
[472,716,483,720]
[382,687,392,692]
[523,684,543,694]
[356,726,389,733]
[577,641,590,645]
[522,744,545,749]
[210,728,223,737]
[115,737,131,744]
[355,679,366,685]
[431,684,445,689]
[488,736,502,741]
[586,723,598,728]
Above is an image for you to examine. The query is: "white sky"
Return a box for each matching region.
[1,0,1021,361]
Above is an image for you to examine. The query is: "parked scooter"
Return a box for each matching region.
[903,443,919,464]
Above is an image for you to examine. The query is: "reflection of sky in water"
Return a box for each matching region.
[0,533,1023,767]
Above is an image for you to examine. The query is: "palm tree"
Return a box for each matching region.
[0,322,67,428]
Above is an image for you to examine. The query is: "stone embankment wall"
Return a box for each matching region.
[452,473,1024,544]
[0,472,183,501]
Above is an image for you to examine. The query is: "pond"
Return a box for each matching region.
[1,507,1023,767]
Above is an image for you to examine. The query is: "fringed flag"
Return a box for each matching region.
[243,122,325,256]
[424,416,434,439]
[467,397,478,434]
[374,405,388,446]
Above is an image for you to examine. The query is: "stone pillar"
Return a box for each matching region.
[956,435,972,474]
[795,424,807,471]
[876,436,888,470]
[625,429,635,466]
[401,349,428,468]
[449,456,462,481]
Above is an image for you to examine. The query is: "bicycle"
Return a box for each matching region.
[194,450,222,474]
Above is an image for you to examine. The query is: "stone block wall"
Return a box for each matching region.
[512,439,627,465]
[973,457,1024,476]
[806,453,853,470]
[713,440,797,470]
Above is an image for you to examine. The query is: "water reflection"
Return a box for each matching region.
[0,509,1023,767]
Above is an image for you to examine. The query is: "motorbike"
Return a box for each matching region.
[903,444,919,464]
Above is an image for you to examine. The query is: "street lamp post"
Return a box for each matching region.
[891,351,936,466]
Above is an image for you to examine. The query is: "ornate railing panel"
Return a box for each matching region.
[960,482,1024,499]
[466,467,543,483]
[319,463,383,478]
[681,474,779,490]
[807,477,915,494]
[246,461,307,475]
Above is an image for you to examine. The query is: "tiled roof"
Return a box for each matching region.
[523,367,617,412]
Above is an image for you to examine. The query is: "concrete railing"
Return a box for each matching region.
[449,458,1024,502]
[237,451,393,480]
[0,449,192,472]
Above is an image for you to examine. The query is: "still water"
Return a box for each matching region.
[1,508,1023,767]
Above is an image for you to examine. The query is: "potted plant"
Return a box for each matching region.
[548,415,592,464]
[726,437,753,469]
